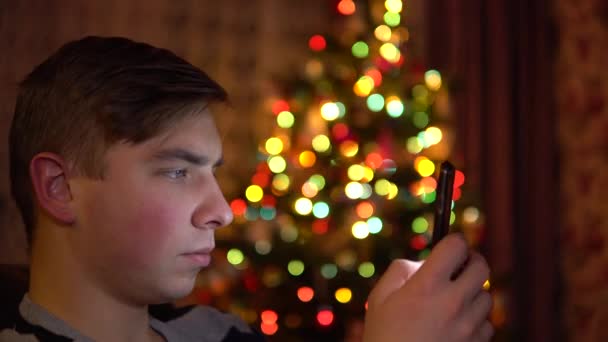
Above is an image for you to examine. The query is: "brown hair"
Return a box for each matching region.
[9,36,228,246]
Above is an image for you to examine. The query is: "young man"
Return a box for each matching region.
[2,36,493,342]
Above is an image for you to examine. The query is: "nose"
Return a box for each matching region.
[192,179,234,230]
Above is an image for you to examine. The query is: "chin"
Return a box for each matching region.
[159,274,198,302]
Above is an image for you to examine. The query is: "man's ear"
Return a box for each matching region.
[29,152,76,225]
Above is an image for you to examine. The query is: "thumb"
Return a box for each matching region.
[367,259,422,309]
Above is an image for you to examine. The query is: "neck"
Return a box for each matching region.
[28,227,163,342]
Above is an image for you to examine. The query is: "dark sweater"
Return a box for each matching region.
[0,295,265,342]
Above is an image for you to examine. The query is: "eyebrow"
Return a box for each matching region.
[150,148,224,167]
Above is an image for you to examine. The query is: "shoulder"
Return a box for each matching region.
[153,305,265,342]
[0,329,39,342]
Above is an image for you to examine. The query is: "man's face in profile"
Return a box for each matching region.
[67,112,233,304]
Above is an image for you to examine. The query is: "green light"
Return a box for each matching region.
[367,216,383,234]
[418,249,431,260]
[321,263,338,279]
[413,112,429,128]
[367,94,385,112]
[412,217,428,234]
[280,225,298,242]
[412,85,429,99]
[288,260,305,276]
[358,262,375,278]
[277,111,295,128]
[420,191,436,203]
[244,206,258,221]
[383,12,401,27]
[361,183,373,199]
[260,207,276,220]
[386,99,404,117]
[312,202,330,218]
[255,240,272,255]
[336,102,346,118]
[309,174,326,190]
[227,249,244,265]
[450,211,456,225]
[406,137,423,154]
[352,41,369,58]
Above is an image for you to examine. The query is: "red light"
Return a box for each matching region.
[410,235,428,250]
[364,301,368,310]
[452,187,462,201]
[365,153,383,169]
[332,123,349,140]
[260,322,278,335]
[365,68,383,87]
[256,162,270,174]
[261,310,278,324]
[309,35,327,52]
[454,170,465,188]
[251,173,269,187]
[356,201,374,219]
[272,100,290,115]
[312,219,329,234]
[261,195,276,207]
[297,287,314,302]
[317,309,334,326]
[230,199,247,216]
[337,0,356,15]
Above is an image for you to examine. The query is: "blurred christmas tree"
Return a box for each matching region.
[184,0,491,340]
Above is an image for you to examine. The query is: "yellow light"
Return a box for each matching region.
[277,111,295,128]
[352,221,369,239]
[374,179,391,196]
[387,182,399,199]
[246,185,264,202]
[483,280,491,290]
[424,70,442,91]
[321,102,340,121]
[353,76,375,97]
[301,181,319,198]
[340,140,359,157]
[345,182,364,199]
[385,0,403,13]
[227,248,245,265]
[335,288,353,303]
[417,159,435,177]
[294,197,313,215]
[347,164,365,181]
[299,150,317,168]
[268,156,287,173]
[374,25,392,42]
[424,126,443,146]
[265,137,284,155]
[312,134,331,152]
[379,43,401,63]
[463,207,480,223]
[362,166,375,182]
[272,174,290,191]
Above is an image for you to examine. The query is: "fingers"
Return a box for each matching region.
[454,251,490,303]
[465,291,493,329]
[417,233,469,284]
[367,259,422,308]
[474,321,494,342]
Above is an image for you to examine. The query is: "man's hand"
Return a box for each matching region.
[363,233,493,342]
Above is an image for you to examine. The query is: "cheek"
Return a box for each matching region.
[86,185,192,265]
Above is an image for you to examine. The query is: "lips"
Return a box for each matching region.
[183,251,212,267]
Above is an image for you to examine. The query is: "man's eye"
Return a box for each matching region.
[165,169,188,179]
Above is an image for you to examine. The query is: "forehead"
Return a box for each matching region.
[106,111,223,162]
[153,112,221,148]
